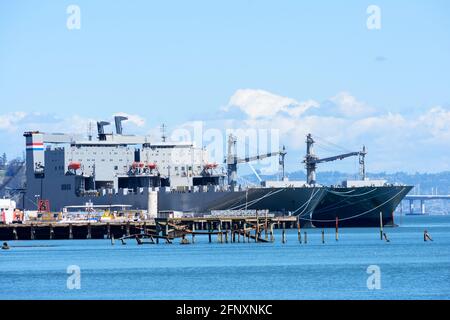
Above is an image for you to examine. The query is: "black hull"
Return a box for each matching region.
[311,186,413,228]
[158,187,325,226]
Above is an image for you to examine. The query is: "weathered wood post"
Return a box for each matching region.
[282,222,286,244]
[232,224,236,243]
[237,225,241,243]
[208,222,212,243]
[87,223,91,239]
[264,212,268,241]
[379,211,383,240]
[49,224,54,240]
[255,211,259,243]
[297,216,301,243]
[192,222,195,244]
[322,229,325,244]
[30,223,35,240]
[304,231,307,244]
[218,221,223,243]
[165,221,169,239]
[69,223,73,240]
[270,223,274,242]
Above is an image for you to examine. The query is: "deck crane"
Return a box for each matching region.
[225,134,287,188]
[303,133,366,185]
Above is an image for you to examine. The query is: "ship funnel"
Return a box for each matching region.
[114,116,128,135]
[97,121,110,140]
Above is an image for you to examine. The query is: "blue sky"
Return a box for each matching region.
[1,1,449,174]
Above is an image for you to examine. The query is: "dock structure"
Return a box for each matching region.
[0,216,298,242]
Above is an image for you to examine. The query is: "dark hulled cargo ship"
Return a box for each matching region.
[21,117,411,227]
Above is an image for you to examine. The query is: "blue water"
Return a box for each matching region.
[1,215,450,300]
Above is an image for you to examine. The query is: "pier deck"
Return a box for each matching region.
[0,216,298,241]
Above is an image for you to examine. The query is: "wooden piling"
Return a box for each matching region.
[127,221,131,237]
[218,221,223,243]
[208,222,212,243]
[30,224,35,240]
[264,212,268,241]
[49,224,54,240]
[270,223,274,242]
[297,217,301,243]
[256,212,259,243]
[379,211,383,240]
[69,223,73,240]
[106,223,110,239]
[13,227,18,240]
[282,222,286,244]
[321,229,325,244]
[304,231,307,244]
[87,223,91,239]
[192,223,195,244]
[165,222,169,238]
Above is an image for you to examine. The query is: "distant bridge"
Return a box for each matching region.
[402,195,450,215]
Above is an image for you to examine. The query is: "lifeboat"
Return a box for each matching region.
[204,163,218,169]
[132,162,145,169]
[68,162,81,170]
[147,163,157,170]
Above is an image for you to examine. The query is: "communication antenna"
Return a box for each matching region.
[160,124,167,142]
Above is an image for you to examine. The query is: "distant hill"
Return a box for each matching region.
[0,159,26,206]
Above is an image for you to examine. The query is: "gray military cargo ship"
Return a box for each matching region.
[22,117,411,227]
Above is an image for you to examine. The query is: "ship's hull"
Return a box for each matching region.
[158,187,325,223]
[311,185,413,228]
[38,186,325,227]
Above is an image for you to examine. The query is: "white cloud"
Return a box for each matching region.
[225,89,318,119]
[220,89,450,172]
[329,91,375,117]
[0,112,28,132]
[113,112,146,127]
[417,106,450,142]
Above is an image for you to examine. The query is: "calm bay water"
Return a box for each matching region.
[1,215,449,300]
